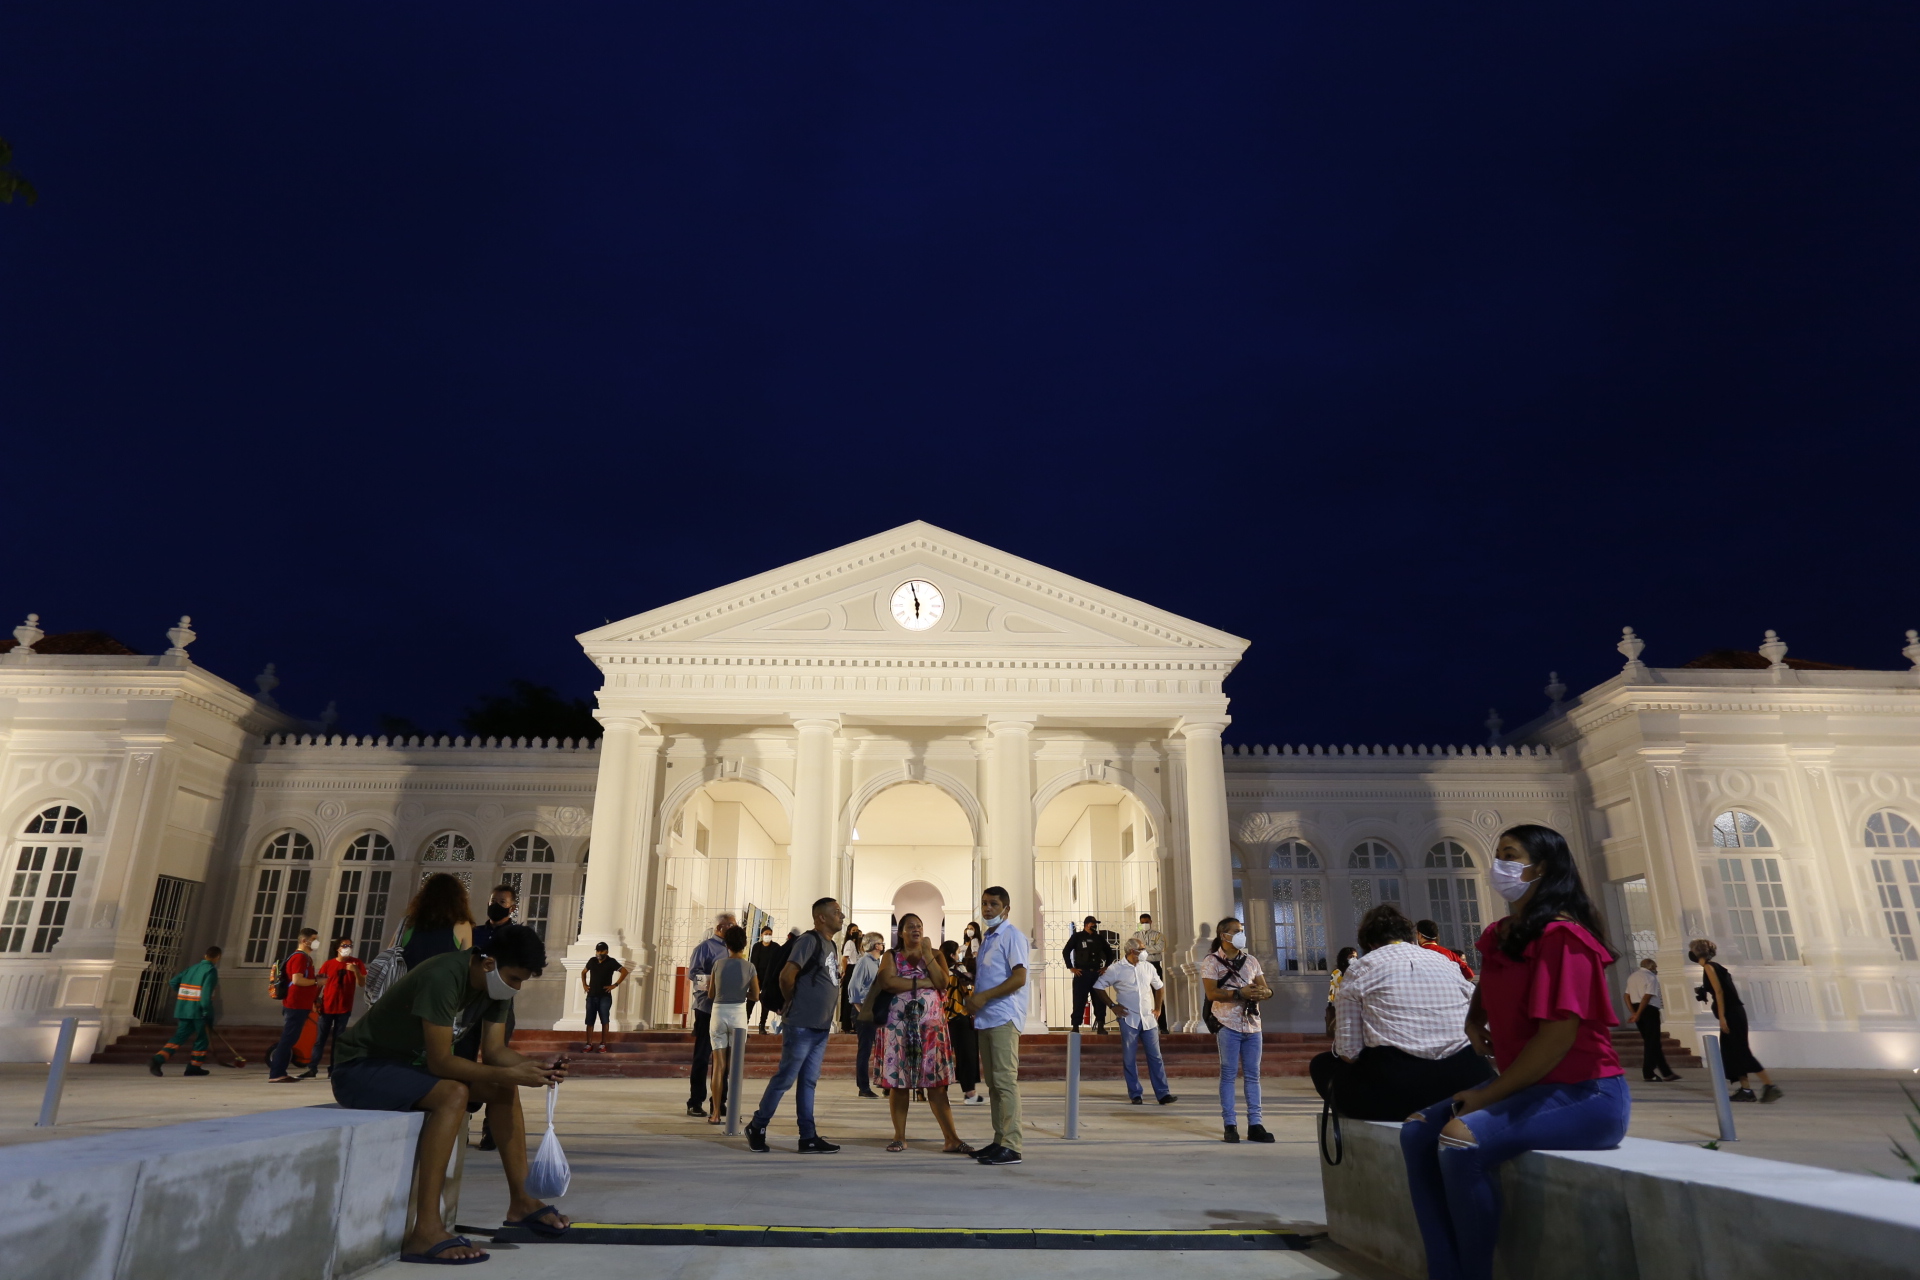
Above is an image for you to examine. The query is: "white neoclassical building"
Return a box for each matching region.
[4,523,1919,1068]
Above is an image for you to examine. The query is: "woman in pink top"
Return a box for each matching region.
[1399,824,1628,1280]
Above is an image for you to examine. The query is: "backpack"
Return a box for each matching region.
[363,923,412,1006]
[267,951,302,1001]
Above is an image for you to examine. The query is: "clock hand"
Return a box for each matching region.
[910,583,921,618]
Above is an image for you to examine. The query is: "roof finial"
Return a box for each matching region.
[319,700,339,733]
[13,613,43,654]
[1545,671,1567,714]
[1905,629,1920,671]
[165,615,196,658]
[1759,628,1788,670]
[1484,707,1504,746]
[254,662,280,707]
[1617,626,1648,679]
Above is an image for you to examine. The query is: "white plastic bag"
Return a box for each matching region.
[525,1086,570,1200]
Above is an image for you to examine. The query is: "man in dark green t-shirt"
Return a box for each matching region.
[330,924,569,1265]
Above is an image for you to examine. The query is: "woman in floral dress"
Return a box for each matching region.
[872,914,972,1153]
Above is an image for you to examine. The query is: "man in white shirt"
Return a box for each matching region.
[1309,904,1493,1120]
[1623,958,1679,1082]
[1094,939,1177,1106]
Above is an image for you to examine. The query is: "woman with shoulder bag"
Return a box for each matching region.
[870,914,971,1154]
[1200,915,1274,1143]
[941,939,983,1106]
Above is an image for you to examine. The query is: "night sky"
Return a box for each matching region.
[6,4,1917,746]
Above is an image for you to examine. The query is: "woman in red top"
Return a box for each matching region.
[1399,824,1629,1280]
[308,938,367,1078]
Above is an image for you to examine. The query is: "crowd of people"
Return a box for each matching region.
[134,818,1786,1273]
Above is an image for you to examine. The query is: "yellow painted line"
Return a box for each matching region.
[566,1224,1295,1237]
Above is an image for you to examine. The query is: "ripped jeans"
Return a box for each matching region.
[1399,1074,1630,1280]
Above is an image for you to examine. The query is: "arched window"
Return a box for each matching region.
[422,832,476,862]
[502,834,555,864]
[1865,812,1920,849]
[3,807,90,953]
[1423,841,1481,957]
[244,831,314,963]
[1268,839,1320,870]
[1348,841,1398,870]
[1711,811,1774,849]
[24,805,88,835]
[261,831,315,860]
[1714,856,1797,963]
[342,832,395,862]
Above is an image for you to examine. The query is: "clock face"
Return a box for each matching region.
[889,579,944,631]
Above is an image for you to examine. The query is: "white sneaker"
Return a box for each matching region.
[962,1094,986,1106]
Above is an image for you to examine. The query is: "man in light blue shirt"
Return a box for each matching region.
[965,885,1029,1165]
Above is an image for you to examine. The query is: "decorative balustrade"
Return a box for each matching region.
[262,732,601,750]
[1223,741,1551,758]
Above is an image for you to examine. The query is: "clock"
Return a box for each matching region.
[889,579,944,630]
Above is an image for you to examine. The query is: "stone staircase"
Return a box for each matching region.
[1609,1024,1703,1072]
[93,1022,1331,1079]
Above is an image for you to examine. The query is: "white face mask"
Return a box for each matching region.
[981,909,1002,927]
[338,946,353,958]
[1490,857,1533,902]
[484,964,518,1002]
[1230,931,1248,949]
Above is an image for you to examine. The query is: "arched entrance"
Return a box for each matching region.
[848,782,973,950]
[653,778,791,1027]
[1033,781,1161,1028]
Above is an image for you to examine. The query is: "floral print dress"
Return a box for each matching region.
[871,953,956,1089]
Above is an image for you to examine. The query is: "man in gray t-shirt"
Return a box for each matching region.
[744,897,845,1154]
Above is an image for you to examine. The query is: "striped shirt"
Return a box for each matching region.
[1334,940,1475,1061]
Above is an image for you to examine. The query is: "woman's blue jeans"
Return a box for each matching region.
[1400,1074,1630,1280]
[1216,1027,1262,1127]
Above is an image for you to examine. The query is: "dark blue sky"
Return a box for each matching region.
[6,3,1917,745]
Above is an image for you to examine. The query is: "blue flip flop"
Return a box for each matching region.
[400,1235,488,1265]
[502,1205,568,1238]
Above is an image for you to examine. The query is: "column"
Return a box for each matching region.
[789,715,841,919]
[558,715,651,1030]
[1180,717,1235,935]
[984,715,1043,1031]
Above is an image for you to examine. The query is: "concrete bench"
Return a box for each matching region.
[1321,1117,1920,1279]
[3,1106,424,1280]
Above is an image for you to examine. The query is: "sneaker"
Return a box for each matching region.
[183,1065,211,1077]
[1158,1094,1178,1105]
[1129,1096,1144,1105]
[296,1068,319,1080]
[1659,1073,1682,1083]
[744,1124,770,1153]
[1222,1126,1241,1143]
[962,1094,986,1106]
[1730,1088,1758,1102]
[1760,1084,1784,1104]
[979,1147,1022,1165]
[148,1056,164,1077]
[971,1143,1007,1163]
[857,1089,880,1099]
[687,1103,708,1117]
[1246,1124,1275,1143]
[797,1136,841,1154]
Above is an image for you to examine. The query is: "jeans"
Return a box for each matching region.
[1216,1027,1262,1127]
[855,1021,877,1092]
[1120,1020,1169,1101]
[749,1024,831,1140]
[267,1007,308,1078]
[585,990,612,1030]
[689,1006,712,1107]
[310,1012,349,1072]
[1401,1075,1631,1280]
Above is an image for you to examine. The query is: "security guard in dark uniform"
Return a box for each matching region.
[1062,915,1117,1033]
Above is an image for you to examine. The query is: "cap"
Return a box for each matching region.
[594,941,609,952]
[1084,915,1100,925]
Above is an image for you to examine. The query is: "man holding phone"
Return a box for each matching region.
[330,923,570,1265]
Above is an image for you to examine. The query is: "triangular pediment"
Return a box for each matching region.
[579,522,1248,659]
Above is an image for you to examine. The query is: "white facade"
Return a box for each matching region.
[5,528,1919,1067]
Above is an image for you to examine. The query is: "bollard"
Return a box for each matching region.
[1064,1031,1080,1139]
[1701,1034,1737,1142]
[35,1017,79,1128]
[725,1024,747,1136]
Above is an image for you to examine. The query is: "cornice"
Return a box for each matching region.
[1228,785,1572,804]
[597,653,1234,673]
[251,778,598,795]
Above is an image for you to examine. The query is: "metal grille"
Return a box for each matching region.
[651,855,789,1025]
[1033,857,1157,1028]
[134,875,201,1023]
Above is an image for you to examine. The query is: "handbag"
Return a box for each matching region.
[1318,1079,1344,1166]
[525,1086,571,1199]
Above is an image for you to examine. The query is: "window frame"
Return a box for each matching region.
[3,806,93,955]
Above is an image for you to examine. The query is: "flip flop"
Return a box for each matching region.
[886,1139,907,1152]
[400,1235,488,1265]
[503,1205,569,1238]
[943,1143,976,1155]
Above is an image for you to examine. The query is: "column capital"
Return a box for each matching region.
[984,714,1038,735]
[789,713,842,733]
[1174,716,1231,739]
[594,711,656,733]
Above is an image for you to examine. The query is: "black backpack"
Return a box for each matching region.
[268,950,301,1001]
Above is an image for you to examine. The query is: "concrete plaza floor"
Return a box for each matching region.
[4,1062,1917,1278]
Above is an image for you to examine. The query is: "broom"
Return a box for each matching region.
[213,1028,249,1069]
